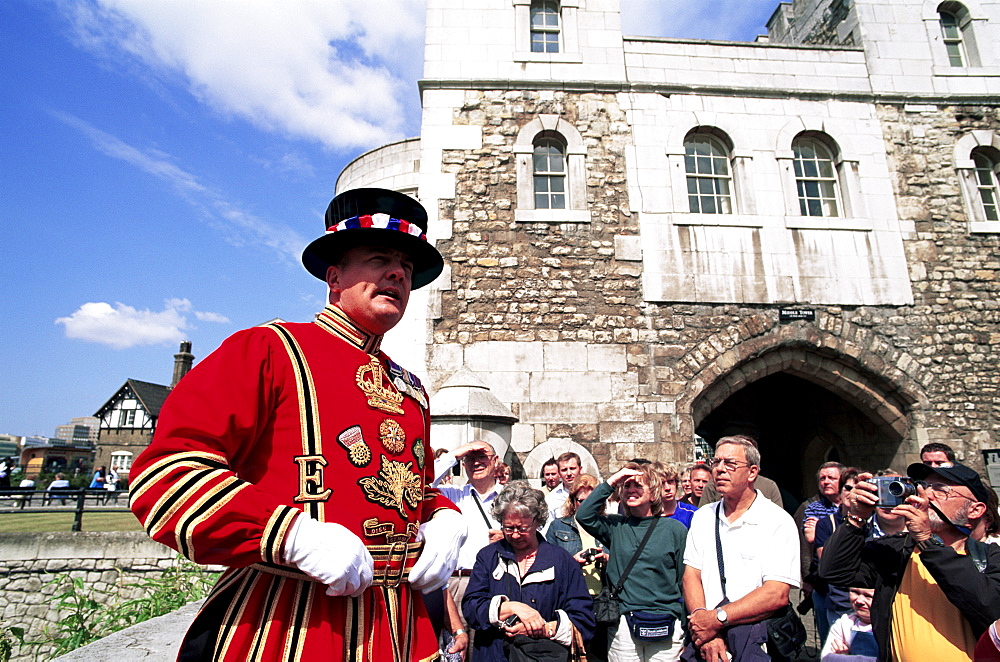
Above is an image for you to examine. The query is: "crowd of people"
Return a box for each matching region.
[423,438,1000,662]
[117,187,1000,662]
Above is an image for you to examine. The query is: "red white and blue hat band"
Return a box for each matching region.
[327,214,427,242]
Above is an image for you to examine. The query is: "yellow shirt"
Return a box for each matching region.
[890,550,977,661]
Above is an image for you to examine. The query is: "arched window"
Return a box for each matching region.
[792,136,840,217]
[684,134,734,214]
[530,0,560,53]
[533,133,566,209]
[939,9,967,66]
[110,451,133,474]
[973,149,1000,221]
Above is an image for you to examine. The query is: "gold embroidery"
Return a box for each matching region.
[293,455,333,502]
[412,438,425,470]
[356,358,405,414]
[359,456,423,516]
[380,419,406,454]
[363,517,419,543]
[337,425,371,467]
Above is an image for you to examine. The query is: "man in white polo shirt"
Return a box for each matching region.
[545,451,582,519]
[683,435,800,662]
[433,440,505,633]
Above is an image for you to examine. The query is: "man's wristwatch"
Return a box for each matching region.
[716,608,729,626]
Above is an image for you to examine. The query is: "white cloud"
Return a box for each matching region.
[620,0,776,41]
[55,299,228,349]
[50,110,308,262]
[62,0,428,151]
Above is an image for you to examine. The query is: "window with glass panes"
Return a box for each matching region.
[685,135,734,214]
[530,0,560,53]
[973,150,1000,221]
[533,137,566,209]
[793,138,840,217]
[939,11,966,66]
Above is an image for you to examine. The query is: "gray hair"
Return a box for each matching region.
[716,435,761,468]
[491,480,549,528]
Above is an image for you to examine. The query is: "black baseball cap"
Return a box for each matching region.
[907,462,993,503]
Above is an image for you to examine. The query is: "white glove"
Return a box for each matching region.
[408,509,468,593]
[283,515,374,597]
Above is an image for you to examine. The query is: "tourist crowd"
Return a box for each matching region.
[429,440,1000,662]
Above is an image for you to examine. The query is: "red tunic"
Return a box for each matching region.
[130,305,455,662]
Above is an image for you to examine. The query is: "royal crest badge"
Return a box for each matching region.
[356,358,405,414]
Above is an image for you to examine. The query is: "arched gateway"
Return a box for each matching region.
[673,316,930,501]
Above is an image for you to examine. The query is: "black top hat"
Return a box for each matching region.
[302,188,444,290]
[907,462,993,503]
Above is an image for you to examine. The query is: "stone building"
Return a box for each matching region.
[338,0,1000,498]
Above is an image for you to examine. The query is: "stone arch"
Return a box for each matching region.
[954,129,1000,167]
[674,312,929,450]
[522,438,602,488]
[774,117,859,162]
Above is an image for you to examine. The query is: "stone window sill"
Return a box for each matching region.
[672,213,763,228]
[515,209,591,223]
[784,216,873,231]
[932,65,1000,77]
[514,52,584,64]
[970,221,1000,234]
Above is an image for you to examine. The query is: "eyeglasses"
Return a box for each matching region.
[927,483,977,502]
[706,457,752,472]
[463,454,495,465]
[501,525,536,535]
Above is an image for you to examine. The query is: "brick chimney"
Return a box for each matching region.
[172,341,194,387]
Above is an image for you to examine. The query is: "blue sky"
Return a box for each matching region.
[1,0,778,438]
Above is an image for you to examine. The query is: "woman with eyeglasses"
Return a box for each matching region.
[463,481,595,662]
[577,462,688,661]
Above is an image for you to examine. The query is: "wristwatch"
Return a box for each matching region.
[716,608,729,626]
[915,535,945,552]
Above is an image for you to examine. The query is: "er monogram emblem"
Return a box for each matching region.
[356,358,405,415]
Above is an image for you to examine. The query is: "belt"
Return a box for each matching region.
[452,569,473,577]
[253,540,425,588]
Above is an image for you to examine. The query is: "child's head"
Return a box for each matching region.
[849,587,874,625]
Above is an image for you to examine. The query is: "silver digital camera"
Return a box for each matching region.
[872,476,921,508]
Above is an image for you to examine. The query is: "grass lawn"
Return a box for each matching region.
[0,511,144,533]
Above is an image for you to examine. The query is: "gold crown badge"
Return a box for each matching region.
[356,358,405,415]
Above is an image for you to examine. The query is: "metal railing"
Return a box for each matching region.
[0,488,131,531]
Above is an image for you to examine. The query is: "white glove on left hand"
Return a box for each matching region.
[408,509,467,593]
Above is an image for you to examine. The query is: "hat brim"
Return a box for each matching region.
[906,462,992,503]
[302,228,444,290]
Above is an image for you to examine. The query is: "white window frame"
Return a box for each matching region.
[529,0,560,54]
[514,115,589,223]
[513,0,582,64]
[792,136,842,218]
[955,131,1000,232]
[110,451,133,474]
[684,133,736,215]
[922,0,993,73]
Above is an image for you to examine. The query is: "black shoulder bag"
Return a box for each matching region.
[593,517,659,625]
[714,503,805,660]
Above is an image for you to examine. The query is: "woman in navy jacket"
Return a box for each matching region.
[463,481,596,661]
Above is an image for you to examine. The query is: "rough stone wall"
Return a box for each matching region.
[881,103,1000,461]
[436,89,639,346]
[0,532,211,662]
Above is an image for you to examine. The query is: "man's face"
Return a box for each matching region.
[326,246,413,335]
[921,451,953,468]
[818,467,842,500]
[711,444,758,498]
[558,459,581,488]
[925,477,978,532]
[662,477,677,502]
[462,448,498,482]
[690,469,711,497]
[542,464,560,489]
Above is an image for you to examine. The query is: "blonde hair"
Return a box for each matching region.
[613,462,664,517]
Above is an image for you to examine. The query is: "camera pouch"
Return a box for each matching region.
[625,610,675,642]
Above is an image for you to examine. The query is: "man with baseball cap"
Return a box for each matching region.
[820,461,1000,661]
[131,188,466,661]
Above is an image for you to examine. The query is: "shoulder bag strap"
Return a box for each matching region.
[715,502,728,602]
[471,489,494,529]
[611,516,659,597]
